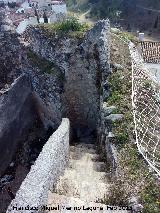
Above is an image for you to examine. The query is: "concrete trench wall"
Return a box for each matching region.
[7,118,70,213]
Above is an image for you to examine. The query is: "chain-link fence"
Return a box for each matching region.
[130,43,160,175]
[140,41,160,63]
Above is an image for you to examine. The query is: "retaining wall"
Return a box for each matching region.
[7,118,70,213]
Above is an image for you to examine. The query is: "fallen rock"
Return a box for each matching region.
[102,103,116,116]
[107,132,115,138]
[113,63,124,70]
[128,197,144,212]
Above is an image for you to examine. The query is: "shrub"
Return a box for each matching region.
[55,17,88,32]
[38,17,89,37]
[98,179,130,207]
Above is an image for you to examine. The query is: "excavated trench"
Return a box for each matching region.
[0,56,102,213]
[0,18,111,211]
[0,54,105,213]
[0,76,101,213]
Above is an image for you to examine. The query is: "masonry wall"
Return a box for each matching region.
[7,118,70,213]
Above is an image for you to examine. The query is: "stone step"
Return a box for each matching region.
[57,172,109,189]
[76,143,96,149]
[90,153,101,161]
[47,192,129,213]
[94,162,107,172]
[60,167,108,181]
[70,152,100,161]
[70,143,96,151]
[70,146,97,155]
[78,181,109,202]
[68,159,106,173]
[50,142,114,209]
[54,176,109,202]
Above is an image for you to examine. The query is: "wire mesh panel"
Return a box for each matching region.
[140,41,160,64]
[129,43,160,175]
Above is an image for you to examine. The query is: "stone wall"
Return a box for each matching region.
[97,31,120,175]
[7,118,70,213]
[98,104,118,176]
[25,20,111,133]
[98,34,130,176]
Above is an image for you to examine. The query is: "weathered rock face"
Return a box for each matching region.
[0,9,23,90]
[0,9,62,129]
[0,12,110,136]
[0,75,41,176]
[22,62,63,129]
[0,15,111,191]
[0,9,64,178]
[25,20,110,132]
[0,16,112,211]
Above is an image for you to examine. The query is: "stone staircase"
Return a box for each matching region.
[47,141,128,212]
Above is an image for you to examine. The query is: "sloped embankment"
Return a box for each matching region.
[101,32,160,213]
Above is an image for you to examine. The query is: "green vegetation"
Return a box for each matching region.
[140,181,160,213]
[90,0,123,19]
[66,0,160,18]
[38,17,89,38]
[66,0,160,32]
[99,179,130,206]
[143,79,152,89]
[103,33,160,212]
[119,143,160,213]
[111,29,138,44]
[106,69,132,147]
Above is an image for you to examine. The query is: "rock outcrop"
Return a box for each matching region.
[0,75,40,176]
[24,20,110,133]
[0,14,112,211]
[0,9,23,89]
